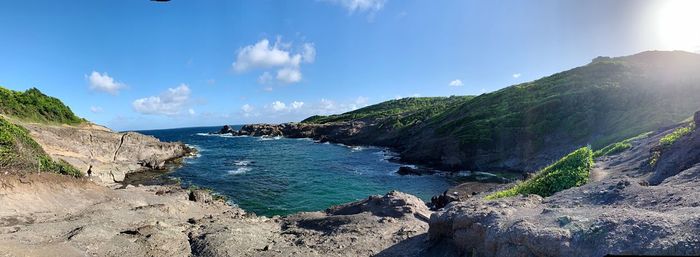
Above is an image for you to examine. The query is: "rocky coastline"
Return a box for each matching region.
[2,111,700,256]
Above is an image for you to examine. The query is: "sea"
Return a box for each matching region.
[135,126,457,216]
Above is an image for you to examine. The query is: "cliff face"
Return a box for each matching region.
[20,122,189,185]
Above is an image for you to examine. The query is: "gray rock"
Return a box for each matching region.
[21,123,188,186]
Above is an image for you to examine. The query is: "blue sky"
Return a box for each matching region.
[0,0,695,130]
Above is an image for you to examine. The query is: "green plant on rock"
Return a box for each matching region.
[659,122,695,147]
[486,147,594,199]
[593,131,652,158]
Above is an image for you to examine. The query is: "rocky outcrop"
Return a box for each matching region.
[0,176,437,257]
[427,119,700,256]
[21,122,190,185]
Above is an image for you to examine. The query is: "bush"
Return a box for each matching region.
[486,147,594,199]
[593,142,631,158]
[593,131,652,158]
[659,122,695,147]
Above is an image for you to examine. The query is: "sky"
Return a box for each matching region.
[0,0,697,131]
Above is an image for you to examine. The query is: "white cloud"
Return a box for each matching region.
[241,104,254,113]
[86,71,126,95]
[302,43,316,63]
[232,38,315,84]
[132,84,192,116]
[276,67,302,83]
[448,79,464,87]
[354,96,369,106]
[258,72,273,84]
[241,104,257,117]
[271,101,287,111]
[326,0,387,13]
[90,106,103,113]
[291,101,305,109]
[188,108,196,115]
[512,73,522,78]
[241,97,372,122]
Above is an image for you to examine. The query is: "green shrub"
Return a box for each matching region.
[593,142,631,158]
[659,122,695,147]
[486,147,594,199]
[39,156,82,177]
[593,131,652,158]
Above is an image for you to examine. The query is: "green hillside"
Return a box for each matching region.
[301,51,700,172]
[0,87,84,124]
[302,96,474,130]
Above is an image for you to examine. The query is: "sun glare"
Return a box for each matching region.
[656,0,700,52]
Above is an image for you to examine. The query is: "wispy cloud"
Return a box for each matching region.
[132,84,193,116]
[86,71,126,95]
[90,106,103,113]
[324,0,388,14]
[448,79,464,87]
[232,38,315,84]
[238,97,370,121]
[512,73,522,78]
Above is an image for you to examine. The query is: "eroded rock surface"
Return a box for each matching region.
[21,122,189,185]
[0,176,435,257]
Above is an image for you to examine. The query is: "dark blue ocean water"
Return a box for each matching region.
[137,126,455,216]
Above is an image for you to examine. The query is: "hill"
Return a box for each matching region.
[0,86,86,175]
[0,87,84,125]
[302,96,474,129]
[302,51,700,172]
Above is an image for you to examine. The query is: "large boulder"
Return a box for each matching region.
[326,191,431,221]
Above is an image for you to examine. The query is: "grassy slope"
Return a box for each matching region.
[298,51,700,171]
[0,87,84,125]
[302,96,475,130]
[0,86,83,176]
[0,117,81,176]
[432,51,700,151]
[486,147,594,199]
[410,51,700,170]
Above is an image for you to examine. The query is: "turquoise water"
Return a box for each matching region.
[138,126,455,216]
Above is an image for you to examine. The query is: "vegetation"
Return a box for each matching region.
[485,147,594,199]
[298,51,700,172]
[650,121,696,167]
[0,86,84,124]
[593,131,652,158]
[302,96,474,129]
[659,122,695,147]
[0,117,81,177]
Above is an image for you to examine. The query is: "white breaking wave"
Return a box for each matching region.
[228,167,251,175]
[196,133,248,138]
[234,160,251,166]
[258,136,283,141]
